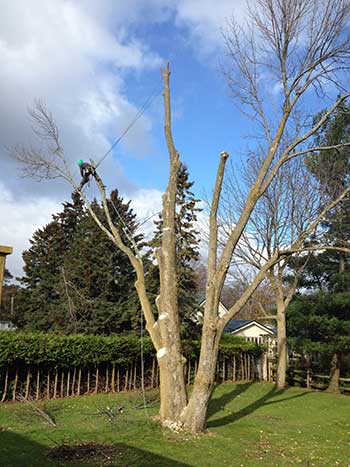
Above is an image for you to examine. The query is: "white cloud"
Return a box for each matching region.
[0,0,163,200]
[0,183,61,278]
[174,0,249,54]
[130,188,163,239]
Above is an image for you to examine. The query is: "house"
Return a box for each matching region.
[197,298,277,351]
[196,298,277,381]
[0,320,16,331]
[224,319,275,342]
[224,319,277,355]
[224,319,277,381]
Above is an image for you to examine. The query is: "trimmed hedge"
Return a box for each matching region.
[0,331,263,368]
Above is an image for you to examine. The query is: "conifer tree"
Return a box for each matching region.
[0,269,17,319]
[306,101,350,279]
[16,190,144,334]
[15,194,84,330]
[288,103,350,391]
[59,189,143,334]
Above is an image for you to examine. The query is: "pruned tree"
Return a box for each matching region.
[149,162,202,338]
[14,0,350,433]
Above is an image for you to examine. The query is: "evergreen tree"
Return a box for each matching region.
[287,103,350,391]
[0,269,18,319]
[306,100,350,278]
[4,269,12,283]
[16,190,144,334]
[59,189,144,334]
[149,163,201,336]
[15,193,84,330]
[287,292,350,391]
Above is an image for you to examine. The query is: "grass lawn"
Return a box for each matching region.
[0,382,349,466]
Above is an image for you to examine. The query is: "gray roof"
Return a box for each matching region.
[224,319,252,332]
[224,319,276,334]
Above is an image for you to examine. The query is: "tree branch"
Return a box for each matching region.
[207,151,229,284]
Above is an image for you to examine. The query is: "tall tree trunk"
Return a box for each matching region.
[157,349,187,427]
[327,352,341,393]
[180,322,221,432]
[276,304,287,390]
[153,63,188,427]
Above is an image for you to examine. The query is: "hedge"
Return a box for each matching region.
[0,331,263,368]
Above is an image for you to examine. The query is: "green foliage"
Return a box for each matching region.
[0,332,263,369]
[287,292,350,359]
[300,101,350,290]
[287,103,350,375]
[15,190,144,334]
[0,269,19,319]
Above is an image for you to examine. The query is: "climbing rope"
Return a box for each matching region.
[95,87,162,169]
[77,85,162,411]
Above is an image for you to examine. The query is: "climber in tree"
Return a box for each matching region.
[77,159,96,190]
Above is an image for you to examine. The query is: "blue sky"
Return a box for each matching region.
[0,0,249,276]
[105,15,244,194]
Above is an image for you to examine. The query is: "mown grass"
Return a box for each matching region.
[0,382,349,466]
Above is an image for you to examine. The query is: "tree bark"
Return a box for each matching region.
[152,63,188,427]
[180,323,222,432]
[94,367,99,394]
[276,303,287,390]
[86,369,90,394]
[72,367,76,396]
[105,366,109,393]
[67,369,71,397]
[1,368,8,402]
[47,372,50,399]
[36,369,40,400]
[60,371,64,398]
[77,368,81,396]
[327,352,341,393]
[53,370,58,399]
[25,366,31,400]
[12,366,18,401]
[111,364,115,393]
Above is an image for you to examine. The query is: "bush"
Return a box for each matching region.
[0,331,263,368]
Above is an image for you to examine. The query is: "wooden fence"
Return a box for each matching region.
[286,368,350,392]
[0,353,258,402]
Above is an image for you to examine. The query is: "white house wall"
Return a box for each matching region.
[218,302,228,318]
[233,324,272,338]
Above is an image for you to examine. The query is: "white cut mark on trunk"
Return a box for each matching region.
[159,313,169,320]
[162,227,170,232]
[157,347,169,359]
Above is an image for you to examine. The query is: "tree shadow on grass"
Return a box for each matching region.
[0,430,193,467]
[207,384,310,429]
[207,382,254,419]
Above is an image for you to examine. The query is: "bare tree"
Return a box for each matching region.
[14,0,350,433]
[222,151,322,389]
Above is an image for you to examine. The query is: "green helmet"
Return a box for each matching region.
[77,159,84,166]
